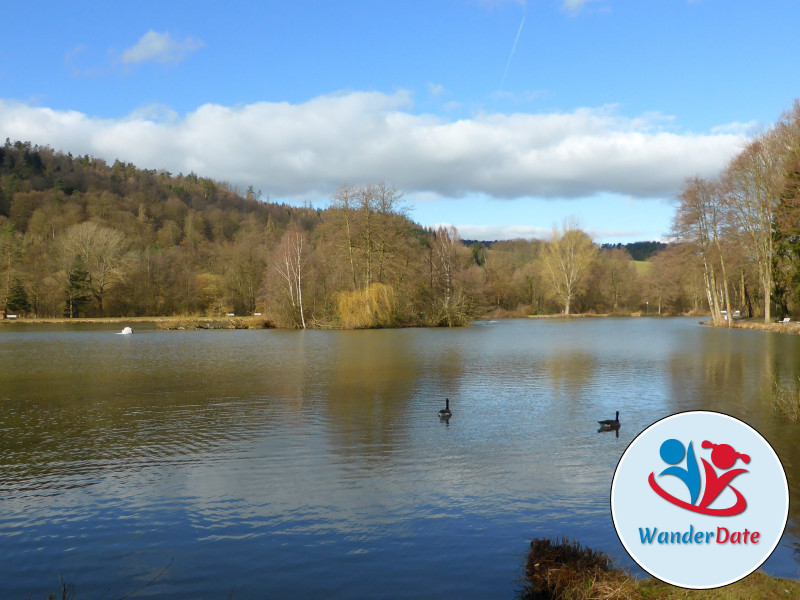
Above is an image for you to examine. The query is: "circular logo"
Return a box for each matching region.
[611,411,789,589]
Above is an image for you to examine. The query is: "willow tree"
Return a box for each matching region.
[541,218,597,316]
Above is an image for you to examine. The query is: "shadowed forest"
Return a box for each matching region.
[3,102,800,328]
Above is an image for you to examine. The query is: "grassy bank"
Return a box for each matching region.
[156,316,273,330]
[700,318,800,335]
[520,538,800,600]
[0,315,274,329]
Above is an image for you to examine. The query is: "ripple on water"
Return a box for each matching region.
[1,319,799,599]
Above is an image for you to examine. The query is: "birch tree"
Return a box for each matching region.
[429,225,471,326]
[273,228,309,329]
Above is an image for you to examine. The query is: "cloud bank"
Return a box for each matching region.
[0,92,745,202]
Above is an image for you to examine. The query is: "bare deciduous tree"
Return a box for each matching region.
[541,218,597,316]
[328,183,408,292]
[273,228,309,329]
[57,221,128,315]
[725,134,784,323]
[429,225,472,326]
[673,177,734,326]
[0,223,22,313]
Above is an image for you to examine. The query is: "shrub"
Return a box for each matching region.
[520,538,637,600]
[770,375,800,421]
[335,283,397,329]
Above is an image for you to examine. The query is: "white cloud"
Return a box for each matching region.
[561,0,596,13]
[711,121,758,136]
[446,224,551,241]
[427,83,446,97]
[0,93,745,203]
[443,223,648,242]
[120,30,203,65]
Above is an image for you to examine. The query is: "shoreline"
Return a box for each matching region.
[16,313,800,334]
[1,312,696,329]
[522,538,800,599]
[699,318,800,335]
[0,315,273,329]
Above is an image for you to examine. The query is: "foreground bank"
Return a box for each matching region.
[521,538,800,599]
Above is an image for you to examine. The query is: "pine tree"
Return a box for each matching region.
[6,279,30,314]
[65,256,92,318]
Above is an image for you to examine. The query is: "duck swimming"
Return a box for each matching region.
[117,326,133,335]
[438,398,452,418]
[598,411,620,429]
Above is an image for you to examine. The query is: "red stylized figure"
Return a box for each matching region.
[648,439,750,516]
[697,441,749,512]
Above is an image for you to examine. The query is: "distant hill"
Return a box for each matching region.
[463,239,667,262]
[601,241,667,262]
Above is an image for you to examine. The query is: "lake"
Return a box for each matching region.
[1,317,798,599]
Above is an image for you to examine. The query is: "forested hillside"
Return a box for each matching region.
[0,139,323,322]
[5,129,797,328]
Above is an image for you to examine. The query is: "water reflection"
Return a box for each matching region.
[322,330,422,464]
[597,427,620,438]
[542,350,598,395]
[665,326,800,545]
[1,318,799,599]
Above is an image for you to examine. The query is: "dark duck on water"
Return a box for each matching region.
[598,411,620,430]
[438,398,452,418]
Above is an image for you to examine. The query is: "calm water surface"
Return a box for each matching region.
[1,318,798,599]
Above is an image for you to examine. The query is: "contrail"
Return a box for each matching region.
[499,15,525,91]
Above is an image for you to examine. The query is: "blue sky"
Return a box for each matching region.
[2,0,798,243]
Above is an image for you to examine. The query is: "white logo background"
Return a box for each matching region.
[611,411,789,589]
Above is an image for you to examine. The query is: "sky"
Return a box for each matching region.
[1,0,799,243]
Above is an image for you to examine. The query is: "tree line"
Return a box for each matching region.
[670,101,800,325]
[5,125,797,328]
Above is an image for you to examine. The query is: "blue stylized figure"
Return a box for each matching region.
[658,439,701,505]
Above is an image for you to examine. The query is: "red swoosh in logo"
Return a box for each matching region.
[648,472,747,516]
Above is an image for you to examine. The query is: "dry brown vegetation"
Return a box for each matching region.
[770,374,800,421]
[520,538,800,600]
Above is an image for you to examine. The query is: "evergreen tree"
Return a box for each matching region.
[6,279,30,314]
[65,255,91,318]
